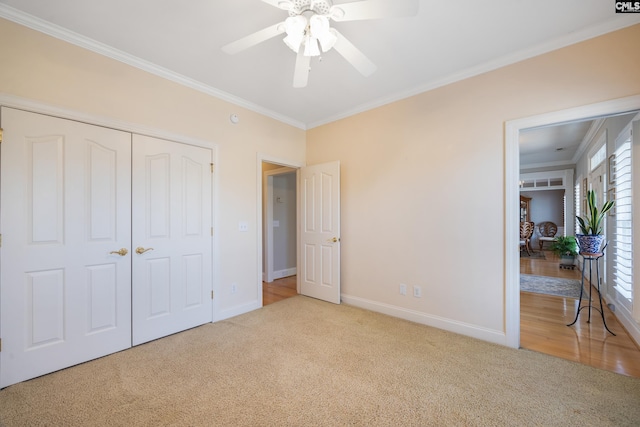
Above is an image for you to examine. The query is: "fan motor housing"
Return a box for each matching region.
[287,0,332,16]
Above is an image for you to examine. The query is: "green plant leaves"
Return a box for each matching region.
[549,236,578,256]
[576,190,615,235]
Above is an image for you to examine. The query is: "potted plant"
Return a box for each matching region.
[549,236,578,267]
[575,189,615,255]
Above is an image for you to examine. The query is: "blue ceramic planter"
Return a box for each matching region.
[576,234,605,255]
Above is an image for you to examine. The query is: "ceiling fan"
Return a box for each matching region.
[222,0,420,88]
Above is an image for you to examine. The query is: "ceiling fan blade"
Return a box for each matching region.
[293,53,311,88]
[222,22,285,55]
[331,0,419,22]
[260,0,292,10]
[332,30,377,77]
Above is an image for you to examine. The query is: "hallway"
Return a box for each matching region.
[263,275,297,306]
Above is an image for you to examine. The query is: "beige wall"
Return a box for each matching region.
[0,18,306,319]
[307,24,640,338]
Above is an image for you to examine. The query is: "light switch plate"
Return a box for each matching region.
[239,221,249,232]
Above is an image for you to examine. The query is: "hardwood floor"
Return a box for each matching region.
[263,275,298,306]
[262,260,640,378]
[521,250,640,378]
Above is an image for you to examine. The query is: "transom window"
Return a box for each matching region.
[590,144,607,172]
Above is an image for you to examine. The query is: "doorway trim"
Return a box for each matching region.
[505,94,640,348]
[256,154,304,307]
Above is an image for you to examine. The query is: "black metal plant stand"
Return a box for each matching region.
[567,246,616,336]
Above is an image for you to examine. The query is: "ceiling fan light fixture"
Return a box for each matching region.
[283,33,304,52]
[283,15,307,52]
[317,27,337,52]
[303,35,321,56]
[309,14,336,52]
[285,15,307,33]
[309,14,329,34]
[225,0,419,87]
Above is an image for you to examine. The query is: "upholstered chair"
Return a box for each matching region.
[537,221,558,251]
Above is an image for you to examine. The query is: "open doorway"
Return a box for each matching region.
[507,96,640,376]
[262,162,299,305]
[261,160,300,306]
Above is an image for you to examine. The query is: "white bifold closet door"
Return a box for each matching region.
[0,108,133,388]
[131,134,213,345]
[0,108,213,388]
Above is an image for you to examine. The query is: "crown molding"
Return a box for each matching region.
[571,118,606,163]
[0,4,307,130]
[308,16,640,129]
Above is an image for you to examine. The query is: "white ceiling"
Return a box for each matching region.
[520,111,639,169]
[520,120,597,169]
[1,0,639,131]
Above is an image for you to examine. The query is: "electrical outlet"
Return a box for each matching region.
[413,285,422,298]
[399,284,407,296]
[231,283,237,294]
[238,221,249,232]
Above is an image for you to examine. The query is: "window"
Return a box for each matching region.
[612,136,632,302]
[519,176,565,189]
[590,144,607,172]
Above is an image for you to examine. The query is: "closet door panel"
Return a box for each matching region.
[0,107,132,388]
[132,134,213,345]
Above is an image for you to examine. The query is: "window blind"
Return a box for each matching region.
[613,139,633,301]
[574,180,581,235]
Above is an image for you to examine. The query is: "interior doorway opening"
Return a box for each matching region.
[258,158,303,307]
[507,95,640,348]
[507,96,640,377]
[263,164,297,283]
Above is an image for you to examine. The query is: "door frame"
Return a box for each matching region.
[505,94,640,348]
[256,154,305,306]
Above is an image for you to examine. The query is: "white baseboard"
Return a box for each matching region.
[340,294,508,346]
[263,268,296,283]
[273,267,296,280]
[215,300,261,322]
[616,311,640,346]
[604,293,640,346]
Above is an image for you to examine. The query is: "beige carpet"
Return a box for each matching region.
[1,296,639,426]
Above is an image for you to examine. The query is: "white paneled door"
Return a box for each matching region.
[0,108,132,388]
[300,161,341,304]
[131,135,213,345]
